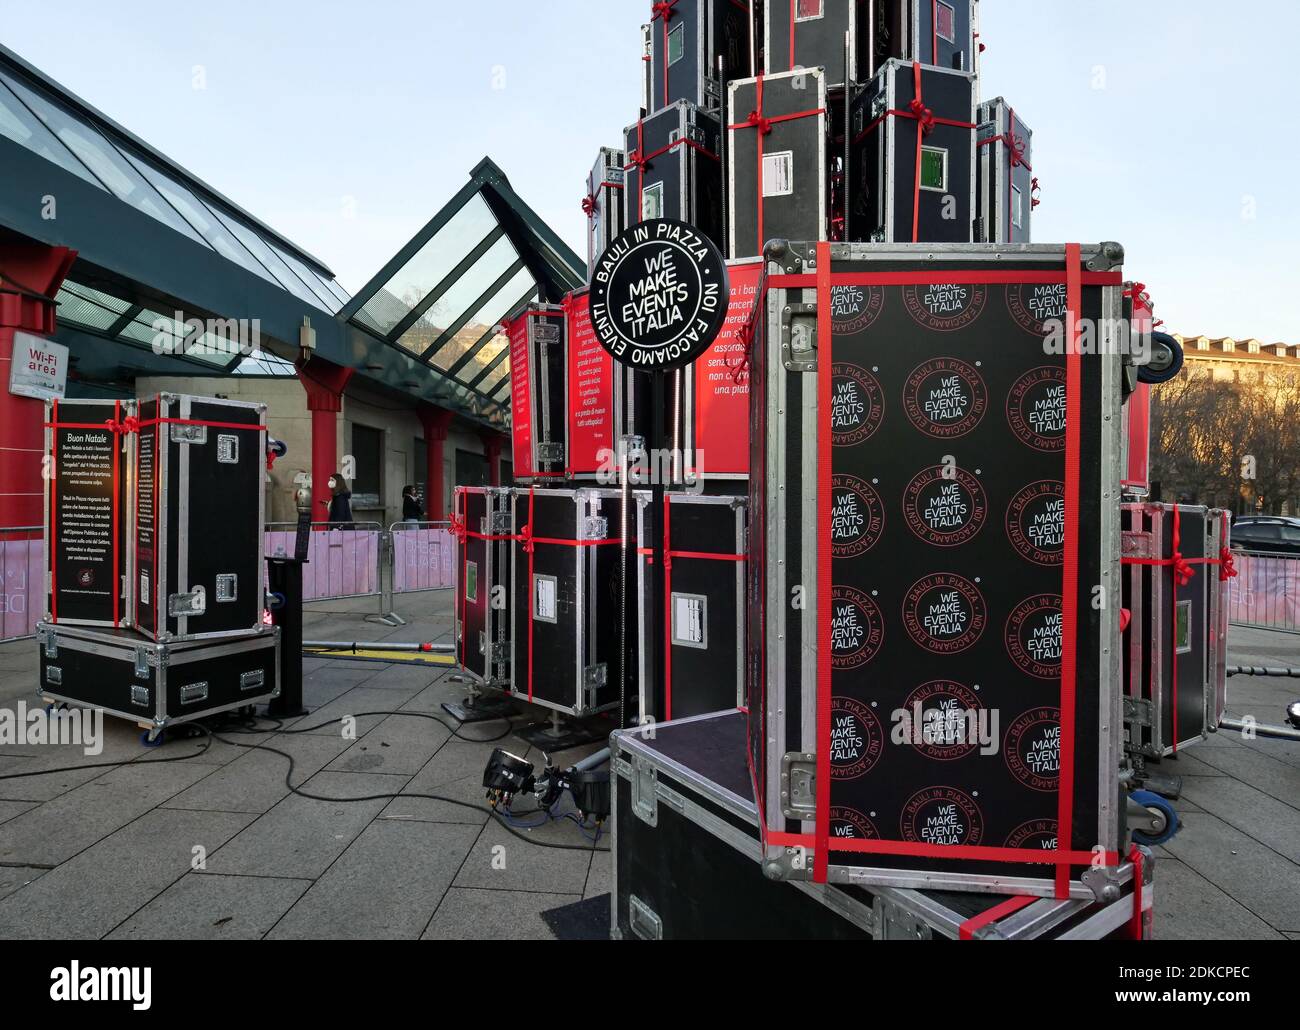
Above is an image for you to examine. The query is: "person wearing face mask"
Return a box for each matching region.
[322,472,354,527]
[401,484,423,524]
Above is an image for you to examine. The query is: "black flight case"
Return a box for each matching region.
[611,711,1152,939]
[37,621,279,742]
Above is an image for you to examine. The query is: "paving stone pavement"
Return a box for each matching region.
[0,594,1294,939]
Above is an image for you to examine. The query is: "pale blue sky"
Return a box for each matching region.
[3,1,1295,340]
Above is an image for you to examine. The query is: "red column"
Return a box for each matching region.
[296,357,354,520]
[417,403,454,521]
[481,432,505,487]
[0,243,76,528]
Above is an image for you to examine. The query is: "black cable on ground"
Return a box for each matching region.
[0,725,215,781]
[205,723,609,853]
[0,710,607,852]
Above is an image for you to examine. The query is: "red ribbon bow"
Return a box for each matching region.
[449,513,467,543]
[745,110,774,136]
[104,415,139,435]
[908,96,936,136]
[1030,177,1042,208]
[1006,132,1029,168]
[1219,547,1238,581]
[520,522,534,554]
[650,1,675,21]
[581,194,599,217]
[1171,552,1195,587]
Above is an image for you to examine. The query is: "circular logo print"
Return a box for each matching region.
[901,786,985,846]
[1007,281,1069,336]
[902,680,983,761]
[1005,594,1063,679]
[831,363,885,445]
[76,568,95,587]
[902,574,987,654]
[1006,366,1067,452]
[1004,707,1062,792]
[830,806,880,840]
[588,218,729,371]
[831,586,885,669]
[1006,481,1066,566]
[829,283,885,333]
[831,475,885,558]
[1005,818,1059,851]
[902,358,987,438]
[903,283,987,332]
[902,466,987,547]
[828,696,884,780]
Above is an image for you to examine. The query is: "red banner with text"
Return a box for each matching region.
[507,314,534,477]
[564,291,615,476]
[689,260,760,477]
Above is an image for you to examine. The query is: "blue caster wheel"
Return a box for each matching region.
[1131,789,1179,846]
[1137,331,1184,385]
[140,730,165,748]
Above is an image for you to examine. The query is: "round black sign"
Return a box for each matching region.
[588,218,729,372]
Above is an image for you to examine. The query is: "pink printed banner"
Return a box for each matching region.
[392,528,455,592]
[263,528,380,601]
[0,535,43,641]
[1226,552,1300,631]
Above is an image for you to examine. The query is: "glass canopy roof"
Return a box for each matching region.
[1,43,584,426]
[0,57,349,322]
[340,160,586,422]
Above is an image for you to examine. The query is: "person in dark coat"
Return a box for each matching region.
[401,485,423,523]
[323,472,354,527]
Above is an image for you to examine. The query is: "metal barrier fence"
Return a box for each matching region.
[1227,549,1300,634]
[0,521,457,643]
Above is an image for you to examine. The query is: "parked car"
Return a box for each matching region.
[1229,515,1300,555]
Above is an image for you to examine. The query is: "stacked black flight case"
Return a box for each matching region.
[647,0,751,114]
[585,148,626,279]
[727,67,829,260]
[623,101,725,248]
[976,97,1035,243]
[1121,502,1216,760]
[40,393,278,740]
[746,240,1132,900]
[453,486,513,690]
[848,58,976,243]
[506,303,568,482]
[508,486,650,721]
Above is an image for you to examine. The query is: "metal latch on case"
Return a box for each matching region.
[45,666,62,686]
[489,511,512,534]
[537,442,563,463]
[579,516,608,541]
[169,586,206,617]
[1123,696,1153,727]
[239,669,265,692]
[170,423,207,444]
[215,574,237,603]
[130,685,150,707]
[179,681,209,705]
[781,752,817,820]
[628,895,663,940]
[781,303,818,371]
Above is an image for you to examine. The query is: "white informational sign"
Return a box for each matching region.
[8,331,68,402]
